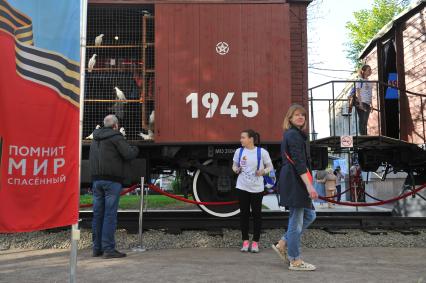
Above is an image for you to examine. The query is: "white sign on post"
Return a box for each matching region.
[340,135,353,148]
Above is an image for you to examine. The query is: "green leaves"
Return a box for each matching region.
[345,0,410,66]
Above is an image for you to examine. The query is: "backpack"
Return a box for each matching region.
[348,81,363,113]
[238,147,277,192]
[349,80,363,96]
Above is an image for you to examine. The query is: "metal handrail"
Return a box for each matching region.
[309,79,426,98]
[308,80,426,144]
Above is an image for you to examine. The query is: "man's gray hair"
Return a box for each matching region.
[103,114,119,128]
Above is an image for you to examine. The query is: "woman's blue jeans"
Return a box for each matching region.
[282,207,316,261]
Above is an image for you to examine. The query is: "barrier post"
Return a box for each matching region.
[354,182,359,212]
[133,177,146,252]
[69,223,80,283]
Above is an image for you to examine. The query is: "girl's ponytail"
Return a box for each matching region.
[242,129,261,146]
[255,132,261,146]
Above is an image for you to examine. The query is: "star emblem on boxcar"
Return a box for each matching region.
[216,42,229,55]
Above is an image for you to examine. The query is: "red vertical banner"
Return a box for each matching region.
[0,0,82,232]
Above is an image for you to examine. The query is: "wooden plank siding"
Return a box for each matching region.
[403,6,426,144]
[155,3,299,143]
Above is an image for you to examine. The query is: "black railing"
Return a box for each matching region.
[308,80,426,144]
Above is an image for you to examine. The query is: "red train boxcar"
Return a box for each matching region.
[82,0,312,216]
[359,1,426,144]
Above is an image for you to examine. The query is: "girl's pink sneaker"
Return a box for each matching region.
[240,240,250,252]
[250,241,259,253]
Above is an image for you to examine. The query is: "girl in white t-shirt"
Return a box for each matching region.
[232,129,274,253]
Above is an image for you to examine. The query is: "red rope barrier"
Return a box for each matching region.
[317,183,426,207]
[79,182,426,209]
[79,184,139,208]
[147,184,238,206]
[362,190,384,202]
[319,187,352,200]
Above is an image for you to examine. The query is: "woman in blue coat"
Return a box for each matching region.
[271,104,318,271]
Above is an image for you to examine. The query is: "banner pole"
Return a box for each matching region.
[133,177,146,252]
[69,0,88,282]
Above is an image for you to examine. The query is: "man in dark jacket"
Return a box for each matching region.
[90,114,139,259]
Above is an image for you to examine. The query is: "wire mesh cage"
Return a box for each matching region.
[83,6,155,141]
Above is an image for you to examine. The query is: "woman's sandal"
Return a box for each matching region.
[271,242,289,264]
[289,261,316,271]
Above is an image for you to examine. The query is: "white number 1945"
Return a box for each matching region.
[186,92,259,119]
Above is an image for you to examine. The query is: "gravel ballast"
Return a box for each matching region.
[1,228,426,251]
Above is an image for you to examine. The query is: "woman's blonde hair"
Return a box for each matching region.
[283,104,307,131]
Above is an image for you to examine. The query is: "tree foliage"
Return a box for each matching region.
[345,0,410,66]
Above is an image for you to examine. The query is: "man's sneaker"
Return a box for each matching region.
[240,240,250,252]
[103,250,127,259]
[92,250,103,257]
[250,241,259,253]
[289,261,316,271]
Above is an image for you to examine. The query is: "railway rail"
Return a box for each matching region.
[78,210,426,234]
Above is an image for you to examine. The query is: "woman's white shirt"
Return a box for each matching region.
[232,147,272,193]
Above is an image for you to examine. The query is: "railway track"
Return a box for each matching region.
[79,210,426,234]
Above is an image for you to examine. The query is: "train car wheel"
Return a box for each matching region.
[193,159,240,217]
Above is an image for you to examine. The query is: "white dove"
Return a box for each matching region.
[139,130,154,140]
[85,125,101,140]
[95,34,104,46]
[114,86,127,100]
[149,110,155,124]
[88,54,97,72]
[120,127,126,137]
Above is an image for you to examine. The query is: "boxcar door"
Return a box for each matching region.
[155,3,291,143]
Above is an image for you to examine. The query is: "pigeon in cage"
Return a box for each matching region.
[95,34,104,46]
[149,110,155,124]
[120,127,126,137]
[88,54,97,72]
[114,86,127,101]
[140,110,155,140]
[139,130,154,140]
[85,124,101,140]
[108,87,127,120]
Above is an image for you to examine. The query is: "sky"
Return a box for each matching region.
[307,0,376,138]
[308,0,377,86]
[8,0,81,62]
